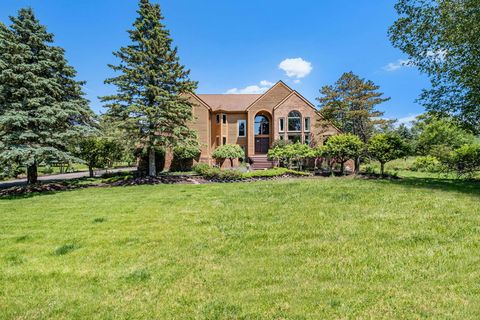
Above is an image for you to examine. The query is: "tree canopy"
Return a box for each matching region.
[101,0,198,176]
[389,0,480,133]
[368,133,410,175]
[317,72,391,143]
[0,8,95,184]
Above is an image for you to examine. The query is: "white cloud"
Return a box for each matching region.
[279,58,312,78]
[383,59,411,72]
[293,79,301,84]
[225,80,274,94]
[396,114,420,127]
[260,80,274,86]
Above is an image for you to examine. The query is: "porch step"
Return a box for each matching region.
[249,155,274,170]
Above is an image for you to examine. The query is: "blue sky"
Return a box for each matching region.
[0,0,430,123]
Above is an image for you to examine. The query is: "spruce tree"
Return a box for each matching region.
[102,0,198,176]
[0,8,95,184]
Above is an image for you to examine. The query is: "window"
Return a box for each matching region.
[222,137,227,145]
[288,134,301,143]
[254,115,269,135]
[288,111,301,132]
[237,120,246,137]
[279,118,285,132]
[304,134,311,146]
[216,136,220,146]
[222,114,227,124]
[304,117,310,132]
[216,114,220,124]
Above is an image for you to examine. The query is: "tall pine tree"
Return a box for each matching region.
[102,0,198,176]
[317,72,391,143]
[0,8,95,184]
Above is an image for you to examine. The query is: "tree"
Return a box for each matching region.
[414,117,474,157]
[368,133,410,175]
[389,0,480,134]
[212,144,244,168]
[72,136,123,177]
[444,143,480,178]
[0,8,95,184]
[102,0,198,177]
[317,72,391,143]
[323,134,364,174]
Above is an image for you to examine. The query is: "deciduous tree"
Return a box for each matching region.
[368,133,410,176]
[389,0,480,133]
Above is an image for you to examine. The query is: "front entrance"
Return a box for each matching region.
[254,113,270,154]
[255,137,270,154]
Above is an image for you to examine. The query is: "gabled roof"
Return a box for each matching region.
[196,94,261,112]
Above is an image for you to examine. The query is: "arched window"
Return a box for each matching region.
[254,115,269,135]
[288,111,301,132]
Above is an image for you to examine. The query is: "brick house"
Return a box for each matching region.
[165,80,341,170]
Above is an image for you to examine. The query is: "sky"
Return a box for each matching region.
[0,0,431,124]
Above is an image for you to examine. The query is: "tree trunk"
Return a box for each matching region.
[27,162,38,184]
[230,158,234,168]
[340,161,345,175]
[148,147,156,176]
[354,157,360,175]
[88,166,94,178]
[380,162,385,176]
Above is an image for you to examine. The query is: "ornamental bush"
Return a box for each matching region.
[367,133,409,176]
[212,144,244,167]
[173,144,201,160]
[323,134,364,174]
[411,156,443,172]
[443,144,480,178]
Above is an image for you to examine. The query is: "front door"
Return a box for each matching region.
[254,114,270,154]
[255,137,270,154]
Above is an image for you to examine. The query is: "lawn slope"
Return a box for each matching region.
[1,177,479,319]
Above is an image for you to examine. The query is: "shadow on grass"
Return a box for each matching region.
[385,176,480,197]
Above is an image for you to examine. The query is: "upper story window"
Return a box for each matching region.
[216,114,220,123]
[279,118,285,132]
[237,120,246,137]
[222,114,227,124]
[254,115,269,135]
[304,117,310,132]
[288,111,301,132]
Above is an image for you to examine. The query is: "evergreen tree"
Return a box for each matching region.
[316,72,391,144]
[0,8,95,184]
[101,0,198,176]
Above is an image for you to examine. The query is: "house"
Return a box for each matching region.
[167,80,341,170]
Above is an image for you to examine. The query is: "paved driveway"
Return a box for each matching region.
[0,167,136,189]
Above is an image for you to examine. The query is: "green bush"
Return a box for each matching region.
[173,145,201,159]
[443,144,480,178]
[212,144,244,167]
[192,163,210,175]
[411,156,442,172]
[194,166,309,180]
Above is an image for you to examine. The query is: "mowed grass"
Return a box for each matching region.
[1,177,480,319]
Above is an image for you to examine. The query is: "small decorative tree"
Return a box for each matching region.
[73,136,123,177]
[323,134,364,175]
[212,144,244,168]
[367,133,409,176]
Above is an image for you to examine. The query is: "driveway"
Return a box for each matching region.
[0,167,136,189]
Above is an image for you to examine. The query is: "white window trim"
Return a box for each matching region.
[279,118,285,133]
[237,119,246,137]
[304,117,310,132]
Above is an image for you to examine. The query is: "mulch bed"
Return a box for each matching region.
[0,183,86,197]
[109,175,208,186]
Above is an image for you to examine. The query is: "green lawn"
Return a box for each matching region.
[1,176,479,319]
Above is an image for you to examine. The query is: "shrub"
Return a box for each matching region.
[268,143,314,169]
[192,163,210,175]
[367,133,409,176]
[173,144,201,159]
[212,144,244,167]
[323,134,364,174]
[443,144,480,178]
[411,156,442,172]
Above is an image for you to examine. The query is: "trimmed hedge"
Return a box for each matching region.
[193,164,309,181]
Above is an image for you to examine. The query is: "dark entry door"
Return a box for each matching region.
[255,137,270,154]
